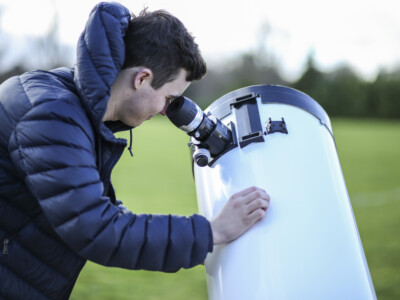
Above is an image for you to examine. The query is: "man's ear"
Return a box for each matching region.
[132,68,153,90]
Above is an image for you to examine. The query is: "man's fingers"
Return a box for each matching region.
[247,207,266,224]
[232,186,260,198]
[243,189,270,205]
[212,186,271,244]
[232,186,269,200]
[246,198,269,214]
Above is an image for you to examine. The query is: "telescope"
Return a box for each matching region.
[167,85,376,300]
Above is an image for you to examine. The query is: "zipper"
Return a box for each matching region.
[3,238,9,255]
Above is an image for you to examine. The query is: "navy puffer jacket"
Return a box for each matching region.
[0,2,213,299]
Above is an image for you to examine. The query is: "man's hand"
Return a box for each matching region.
[210,186,270,245]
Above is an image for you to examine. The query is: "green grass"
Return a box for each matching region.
[333,119,400,300]
[70,117,400,300]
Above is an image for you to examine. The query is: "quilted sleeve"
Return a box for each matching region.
[8,98,213,272]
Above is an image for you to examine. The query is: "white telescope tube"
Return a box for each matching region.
[193,85,376,300]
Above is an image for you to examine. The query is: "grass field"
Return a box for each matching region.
[70,117,400,300]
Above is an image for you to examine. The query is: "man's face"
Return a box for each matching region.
[120,68,190,127]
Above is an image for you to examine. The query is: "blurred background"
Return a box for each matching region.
[1,0,399,299]
[1,0,400,115]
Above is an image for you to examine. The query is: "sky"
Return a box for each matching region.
[0,0,399,81]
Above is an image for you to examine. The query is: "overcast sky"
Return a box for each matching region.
[1,0,399,81]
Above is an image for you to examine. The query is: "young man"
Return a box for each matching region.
[0,2,270,299]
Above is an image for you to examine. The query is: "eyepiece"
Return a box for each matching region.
[166,96,204,133]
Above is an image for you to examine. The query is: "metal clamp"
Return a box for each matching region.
[265,118,288,134]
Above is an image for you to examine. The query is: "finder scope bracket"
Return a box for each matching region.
[265,118,288,134]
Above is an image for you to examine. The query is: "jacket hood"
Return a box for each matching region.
[73,2,131,137]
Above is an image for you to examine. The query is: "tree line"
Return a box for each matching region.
[293,55,400,118]
[185,53,400,119]
[1,27,399,119]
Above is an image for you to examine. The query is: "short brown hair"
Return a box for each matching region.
[123,9,207,89]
